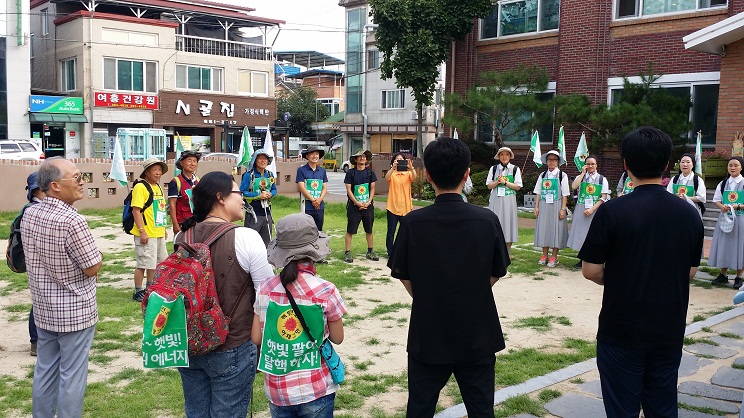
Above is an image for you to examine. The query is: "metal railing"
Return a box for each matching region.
[175,34,272,61]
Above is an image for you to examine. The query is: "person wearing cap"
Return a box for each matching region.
[486,147,523,255]
[131,158,169,302]
[296,147,329,231]
[385,153,416,258]
[21,158,102,418]
[177,171,274,418]
[533,150,570,268]
[252,213,346,416]
[240,148,277,246]
[343,149,379,262]
[168,150,201,234]
[567,155,609,269]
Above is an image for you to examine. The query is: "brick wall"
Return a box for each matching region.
[716,38,744,155]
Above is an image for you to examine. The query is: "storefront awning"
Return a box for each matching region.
[29,113,89,123]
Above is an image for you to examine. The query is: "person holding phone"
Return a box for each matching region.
[385,153,416,258]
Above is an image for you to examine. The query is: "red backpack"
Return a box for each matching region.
[142,223,240,356]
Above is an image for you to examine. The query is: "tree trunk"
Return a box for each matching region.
[416,103,424,159]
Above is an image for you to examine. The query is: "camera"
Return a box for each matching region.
[396,160,408,171]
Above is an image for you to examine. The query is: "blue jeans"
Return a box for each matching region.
[597,342,682,418]
[29,307,38,343]
[178,339,257,418]
[269,393,336,418]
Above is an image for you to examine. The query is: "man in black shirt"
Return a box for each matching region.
[388,137,510,417]
[579,126,704,418]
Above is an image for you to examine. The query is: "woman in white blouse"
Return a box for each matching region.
[567,156,609,268]
[709,156,744,289]
[486,147,523,255]
[666,153,707,218]
[533,150,570,268]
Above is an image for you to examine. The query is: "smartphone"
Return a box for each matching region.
[396,160,408,171]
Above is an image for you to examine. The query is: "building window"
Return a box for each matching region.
[319,99,341,115]
[381,89,405,109]
[41,8,49,35]
[615,0,726,19]
[237,70,268,96]
[481,0,560,39]
[29,33,35,59]
[367,49,379,70]
[176,64,222,92]
[346,7,365,114]
[101,28,158,46]
[61,58,76,91]
[476,92,555,143]
[103,58,157,92]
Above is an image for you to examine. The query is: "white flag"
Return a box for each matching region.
[238,127,253,168]
[453,128,459,139]
[574,132,589,171]
[557,126,567,166]
[530,131,543,168]
[694,131,703,176]
[173,136,185,177]
[109,138,128,187]
[264,126,277,175]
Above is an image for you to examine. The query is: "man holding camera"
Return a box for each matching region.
[384,153,416,258]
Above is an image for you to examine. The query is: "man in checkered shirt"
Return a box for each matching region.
[21,158,102,418]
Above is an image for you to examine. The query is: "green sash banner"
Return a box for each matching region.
[305,179,323,199]
[252,177,273,193]
[185,188,194,212]
[540,178,559,202]
[672,184,695,197]
[623,178,634,195]
[354,183,370,203]
[258,301,325,376]
[142,293,189,369]
[578,182,603,205]
[153,197,168,227]
[496,175,515,197]
[723,190,744,216]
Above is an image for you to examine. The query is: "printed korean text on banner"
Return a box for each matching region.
[496,175,516,196]
[578,182,602,205]
[258,301,325,376]
[142,293,189,368]
[540,178,558,202]
[354,183,371,203]
[305,179,323,199]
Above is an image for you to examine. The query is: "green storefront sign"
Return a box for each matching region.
[29,95,84,114]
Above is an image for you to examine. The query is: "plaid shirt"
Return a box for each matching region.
[254,263,346,406]
[20,197,101,332]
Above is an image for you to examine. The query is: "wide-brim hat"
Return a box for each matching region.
[349,150,373,166]
[175,150,202,170]
[26,172,39,202]
[248,149,274,171]
[267,213,331,267]
[540,150,565,166]
[495,147,514,160]
[301,147,325,160]
[140,157,168,179]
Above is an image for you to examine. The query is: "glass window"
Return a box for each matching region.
[367,49,379,70]
[481,0,560,39]
[346,7,365,113]
[237,70,268,95]
[41,9,49,35]
[616,0,726,18]
[104,58,157,92]
[61,59,76,91]
[476,92,554,143]
[381,90,405,109]
[176,64,222,92]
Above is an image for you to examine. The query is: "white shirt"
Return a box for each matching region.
[533,169,570,198]
[234,227,275,293]
[580,171,611,195]
[713,175,744,203]
[666,172,707,205]
[486,163,524,187]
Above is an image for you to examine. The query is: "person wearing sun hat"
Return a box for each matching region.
[533,150,570,268]
[131,157,169,302]
[296,146,329,231]
[252,213,346,415]
[486,147,522,255]
[168,150,201,235]
[343,149,378,262]
[240,148,277,246]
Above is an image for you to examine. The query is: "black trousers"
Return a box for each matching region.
[407,354,496,418]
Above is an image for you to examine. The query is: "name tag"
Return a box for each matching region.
[545,193,554,204]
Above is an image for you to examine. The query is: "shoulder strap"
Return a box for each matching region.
[181,222,238,247]
[491,165,497,181]
[174,176,182,194]
[141,180,154,210]
[283,284,317,345]
[693,174,698,190]
[673,173,680,184]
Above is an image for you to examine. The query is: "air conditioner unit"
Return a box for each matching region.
[411,111,418,120]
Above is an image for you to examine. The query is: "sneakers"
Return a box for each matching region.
[30,342,37,357]
[573,261,582,270]
[366,251,379,261]
[132,289,145,302]
[343,252,353,263]
[547,257,558,268]
[733,277,743,289]
[538,255,547,265]
[712,273,728,285]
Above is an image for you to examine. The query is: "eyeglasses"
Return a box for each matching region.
[56,173,84,183]
[230,190,242,195]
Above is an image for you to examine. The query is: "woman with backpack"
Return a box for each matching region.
[533,150,570,268]
[252,213,346,417]
[709,156,744,289]
[486,147,522,256]
[567,156,609,269]
[666,153,707,218]
[177,171,274,418]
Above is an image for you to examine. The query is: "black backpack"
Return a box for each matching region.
[122,179,154,234]
[672,173,706,215]
[5,203,32,273]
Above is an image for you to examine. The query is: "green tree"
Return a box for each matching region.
[443,65,555,148]
[555,66,692,157]
[370,0,492,156]
[277,86,330,137]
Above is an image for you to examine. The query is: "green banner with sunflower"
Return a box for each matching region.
[257,301,325,376]
[539,178,558,202]
[305,179,323,199]
[672,184,695,197]
[578,182,603,205]
[354,182,370,203]
[252,176,274,193]
[723,189,744,215]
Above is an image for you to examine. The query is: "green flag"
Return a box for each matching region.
[109,138,128,187]
[695,131,703,176]
[574,132,589,171]
[238,127,254,168]
[173,136,185,177]
[530,131,542,168]
[557,126,566,166]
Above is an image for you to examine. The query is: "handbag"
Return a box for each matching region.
[719,205,736,233]
[283,285,345,384]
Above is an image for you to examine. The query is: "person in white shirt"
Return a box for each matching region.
[709,156,744,289]
[567,156,609,269]
[533,150,570,268]
[666,153,707,218]
[486,147,523,255]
